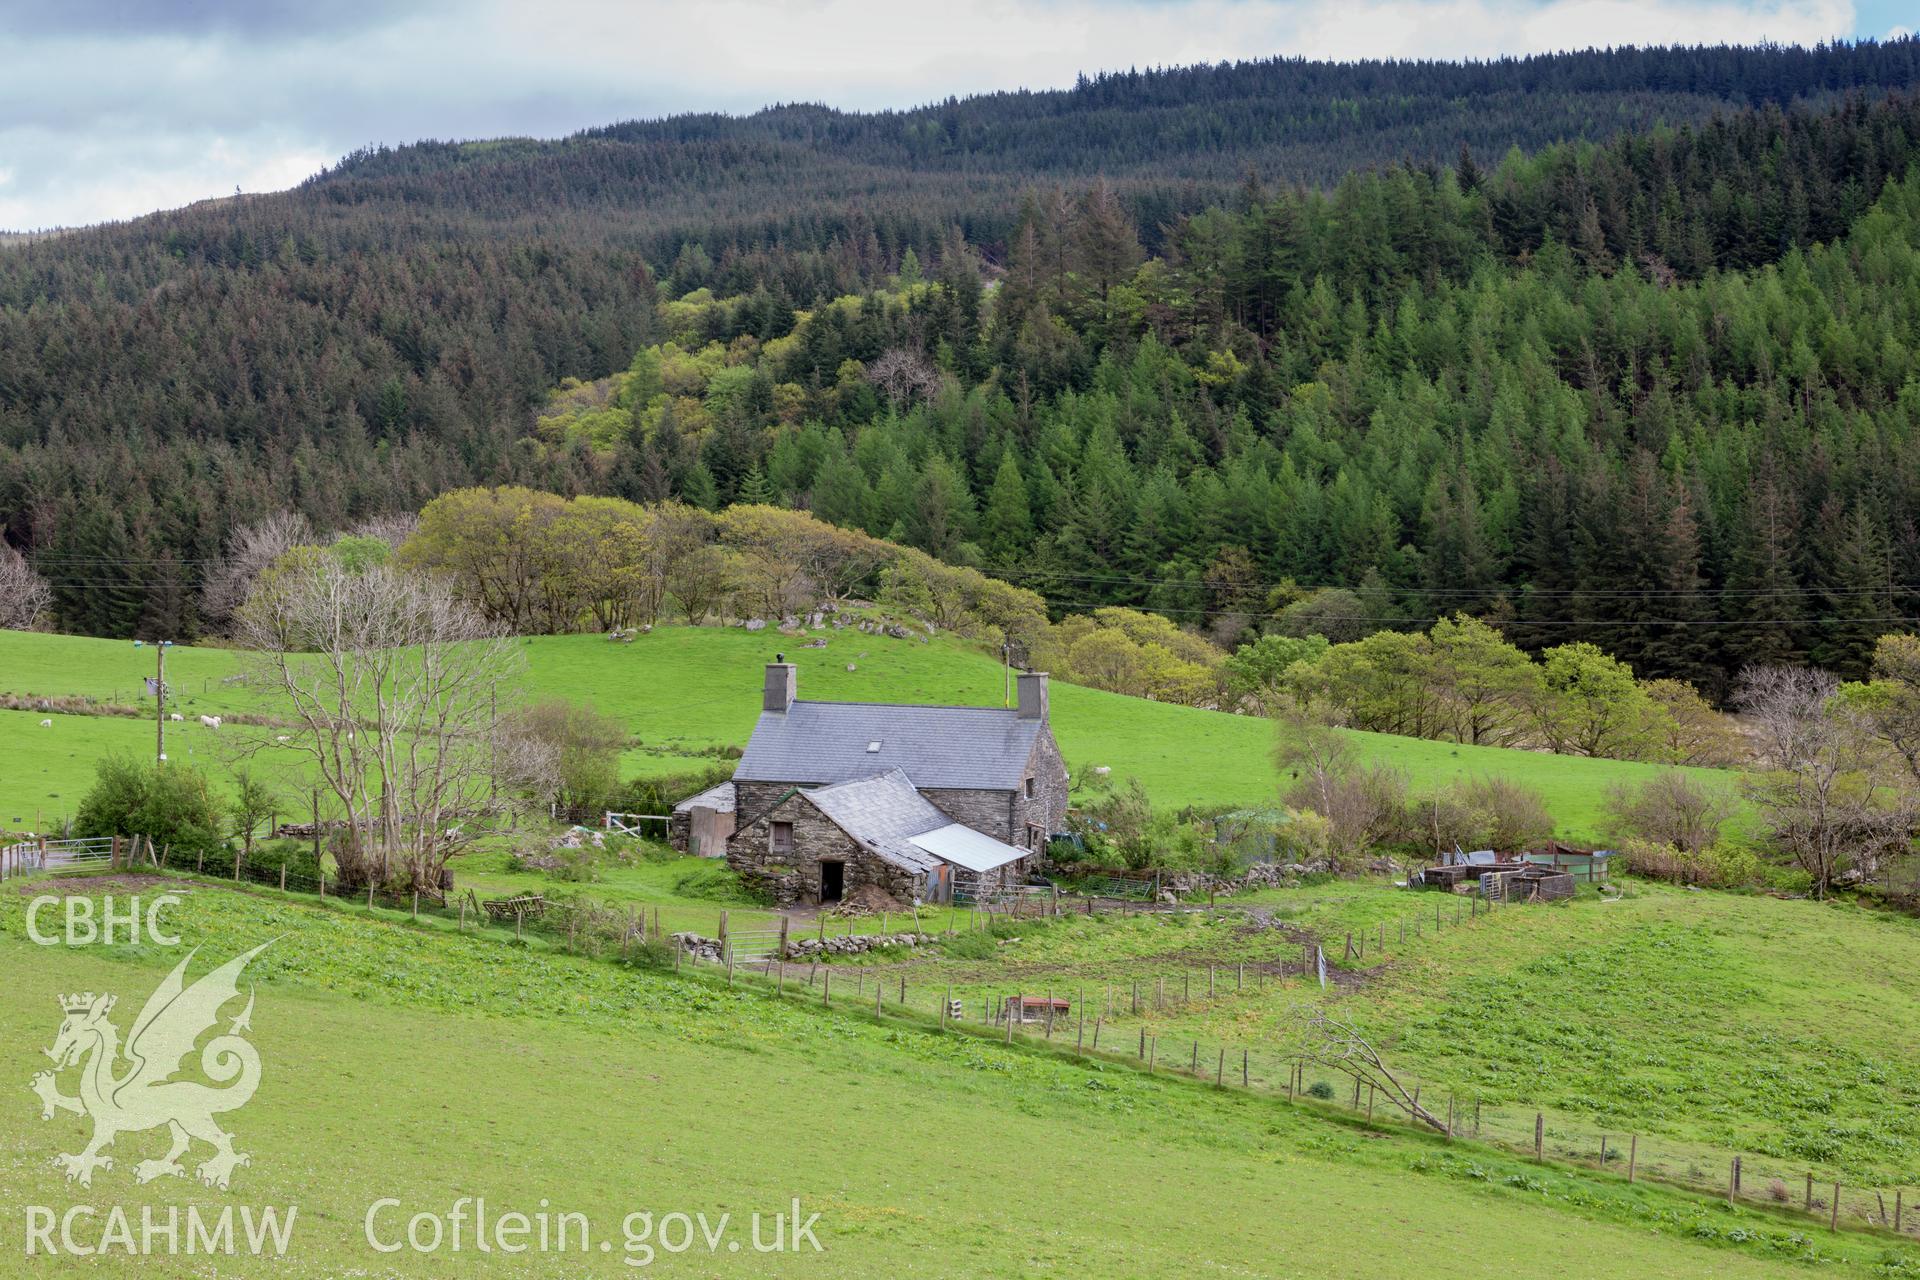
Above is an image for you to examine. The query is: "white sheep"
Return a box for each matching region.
[199,715,222,729]
[39,719,51,728]
[169,713,183,722]
[275,734,291,743]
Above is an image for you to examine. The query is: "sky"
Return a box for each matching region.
[0,0,1909,230]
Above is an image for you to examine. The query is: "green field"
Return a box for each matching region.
[809,878,1920,1196]
[0,876,1895,1278]
[0,627,1735,840]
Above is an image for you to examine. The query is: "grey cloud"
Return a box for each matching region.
[0,0,437,39]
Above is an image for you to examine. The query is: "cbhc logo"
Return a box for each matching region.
[25,896,182,946]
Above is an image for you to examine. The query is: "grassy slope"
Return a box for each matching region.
[0,627,1738,840]
[851,880,1920,1186]
[0,880,1879,1278]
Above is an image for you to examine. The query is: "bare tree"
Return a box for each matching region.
[1275,713,1404,868]
[234,555,526,894]
[1283,1006,1446,1132]
[0,546,52,630]
[864,348,941,409]
[202,512,313,630]
[1604,771,1733,855]
[344,511,420,551]
[1735,665,1916,896]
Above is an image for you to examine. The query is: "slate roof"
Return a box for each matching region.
[734,700,1043,790]
[800,770,950,873]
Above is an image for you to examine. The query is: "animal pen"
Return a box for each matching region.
[1479,867,1576,903]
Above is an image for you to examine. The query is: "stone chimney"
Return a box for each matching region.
[1016,670,1050,722]
[764,656,797,714]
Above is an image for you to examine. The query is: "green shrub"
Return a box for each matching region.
[1307,1080,1335,1100]
[1617,836,1761,889]
[74,756,226,863]
[611,766,735,823]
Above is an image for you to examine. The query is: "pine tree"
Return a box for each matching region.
[980,453,1033,566]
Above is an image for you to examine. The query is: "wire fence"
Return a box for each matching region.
[669,942,1920,1241]
[12,848,1917,1240]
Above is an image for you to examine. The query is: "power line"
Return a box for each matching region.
[998,564,1917,599]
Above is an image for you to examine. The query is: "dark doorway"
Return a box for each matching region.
[819,861,844,903]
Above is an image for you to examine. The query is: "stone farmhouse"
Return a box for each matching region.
[672,658,1069,906]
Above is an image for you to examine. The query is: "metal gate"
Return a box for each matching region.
[724,927,785,964]
[0,836,120,881]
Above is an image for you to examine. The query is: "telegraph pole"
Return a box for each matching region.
[155,642,167,765]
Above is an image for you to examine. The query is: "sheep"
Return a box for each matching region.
[274,734,291,743]
[199,715,222,729]
[169,713,183,722]
[39,719,52,728]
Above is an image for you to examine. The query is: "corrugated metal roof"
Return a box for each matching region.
[734,700,1042,790]
[908,822,1028,873]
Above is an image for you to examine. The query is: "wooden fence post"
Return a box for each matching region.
[1215,1048,1225,1087]
[280,865,287,892]
[1832,1183,1842,1232]
[1728,1158,1738,1203]
[1534,1112,1544,1161]
[1805,1172,1814,1210]
[1628,1135,1637,1182]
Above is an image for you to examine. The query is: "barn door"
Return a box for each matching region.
[819,860,844,903]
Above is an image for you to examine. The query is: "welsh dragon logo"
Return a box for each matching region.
[30,942,271,1190]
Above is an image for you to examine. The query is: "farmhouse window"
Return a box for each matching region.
[1025,776,1036,799]
[771,821,794,854]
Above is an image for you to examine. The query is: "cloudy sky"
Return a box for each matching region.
[0,0,1908,230]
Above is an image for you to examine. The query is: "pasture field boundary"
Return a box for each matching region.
[12,851,1917,1241]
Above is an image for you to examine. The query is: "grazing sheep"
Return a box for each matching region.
[274,734,291,743]
[38,719,52,727]
[168,713,183,722]
[199,715,222,729]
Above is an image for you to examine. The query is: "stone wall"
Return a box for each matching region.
[725,791,918,906]
[920,787,1018,844]
[731,781,792,825]
[1023,730,1071,840]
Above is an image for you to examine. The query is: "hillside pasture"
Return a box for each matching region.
[0,877,1892,1277]
[0,626,1739,841]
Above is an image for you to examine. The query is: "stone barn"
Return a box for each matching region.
[675,657,1071,907]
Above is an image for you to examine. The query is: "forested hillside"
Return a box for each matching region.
[497,91,1920,692]
[4,39,1920,666]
